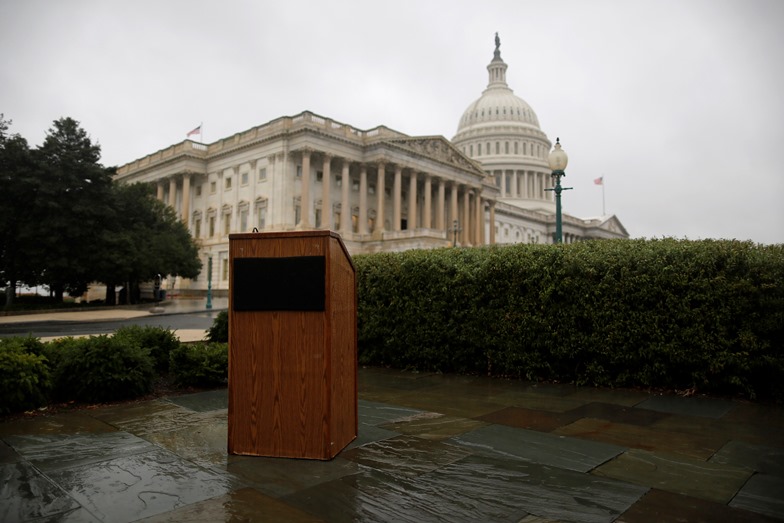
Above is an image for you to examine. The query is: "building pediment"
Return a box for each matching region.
[386,136,484,176]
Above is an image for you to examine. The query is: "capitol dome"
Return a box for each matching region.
[452,34,554,212]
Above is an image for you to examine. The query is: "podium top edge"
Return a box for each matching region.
[229,230,341,241]
[228,230,354,270]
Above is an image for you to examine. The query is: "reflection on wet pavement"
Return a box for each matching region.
[2,367,783,522]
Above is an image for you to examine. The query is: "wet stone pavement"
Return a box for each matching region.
[1,367,783,522]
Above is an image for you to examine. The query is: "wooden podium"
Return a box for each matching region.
[227,230,357,460]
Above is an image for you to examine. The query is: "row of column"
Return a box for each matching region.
[497,169,552,200]
[299,150,495,246]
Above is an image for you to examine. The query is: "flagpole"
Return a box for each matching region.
[602,179,606,216]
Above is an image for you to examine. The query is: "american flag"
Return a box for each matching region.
[594,176,604,185]
[187,125,201,137]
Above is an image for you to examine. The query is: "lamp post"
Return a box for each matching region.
[450,219,462,247]
[545,138,572,244]
[206,255,213,309]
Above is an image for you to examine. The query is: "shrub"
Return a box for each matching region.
[113,325,181,372]
[207,311,228,342]
[48,335,155,403]
[355,239,784,399]
[170,343,228,388]
[0,337,51,414]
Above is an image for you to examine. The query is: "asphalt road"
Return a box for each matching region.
[0,310,223,339]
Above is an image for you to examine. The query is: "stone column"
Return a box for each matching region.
[408,171,417,230]
[168,177,177,208]
[523,171,530,199]
[423,175,432,229]
[359,164,368,235]
[511,170,518,198]
[436,178,445,231]
[500,171,506,198]
[450,182,459,233]
[321,154,331,229]
[340,160,351,234]
[489,201,496,244]
[182,174,191,223]
[463,189,471,246]
[475,193,482,245]
[393,166,402,231]
[374,162,385,236]
[157,181,165,201]
[300,150,311,228]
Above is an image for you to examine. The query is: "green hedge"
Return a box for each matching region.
[170,342,228,388]
[113,325,180,372]
[46,335,156,403]
[355,239,784,399]
[0,337,51,414]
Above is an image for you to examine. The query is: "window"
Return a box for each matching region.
[351,179,359,191]
[258,167,267,182]
[241,172,248,186]
[194,218,201,238]
[221,259,229,281]
[294,204,301,224]
[505,142,509,154]
[336,177,342,188]
[470,144,474,156]
[368,184,375,195]
[240,208,248,231]
[315,209,322,228]
[514,142,518,154]
[210,181,216,194]
[316,170,323,183]
[225,177,232,190]
[296,165,302,178]
[195,185,202,197]
[223,215,231,235]
[496,142,500,154]
[256,200,268,230]
[209,216,215,238]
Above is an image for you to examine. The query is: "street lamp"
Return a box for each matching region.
[545,137,572,244]
[450,219,462,247]
[206,255,213,309]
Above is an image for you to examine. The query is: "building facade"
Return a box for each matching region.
[114,38,627,294]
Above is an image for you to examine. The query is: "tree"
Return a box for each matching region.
[96,183,201,304]
[30,117,115,301]
[0,115,40,308]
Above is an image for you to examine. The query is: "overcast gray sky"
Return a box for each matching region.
[2,0,782,244]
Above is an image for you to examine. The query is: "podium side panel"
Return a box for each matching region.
[328,237,358,453]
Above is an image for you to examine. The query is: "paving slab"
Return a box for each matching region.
[380,412,487,440]
[47,446,236,523]
[341,435,471,478]
[635,395,735,419]
[450,423,625,473]
[164,388,228,412]
[554,417,724,460]
[143,418,229,467]
[709,440,784,477]
[729,473,784,519]
[4,431,154,472]
[136,487,325,523]
[357,399,424,426]
[617,488,781,523]
[476,405,576,432]
[226,455,360,498]
[592,448,753,504]
[567,401,671,426]
[0,461,83,522]
[0,412,117,438]
[346,423,400,450]
[284,454,647,523]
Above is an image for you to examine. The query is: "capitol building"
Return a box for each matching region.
[115,37,628,293]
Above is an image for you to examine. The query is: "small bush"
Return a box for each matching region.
[170,343,228,388]
[207,311,228,343]
[113,325,180,372]
[0,337,51,414]
[48,335,155,403]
